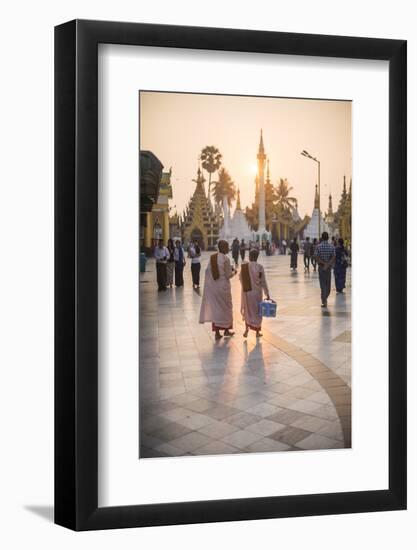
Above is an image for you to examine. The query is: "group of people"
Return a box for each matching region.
[230,238,278,260]
[199,240,270,340]
[288,233,349,307]
[153,238,202,291]
[152,231,349,340]
[153,238,270,339]
[231,238,248,264]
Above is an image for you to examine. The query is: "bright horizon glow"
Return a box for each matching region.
[249,163,258,177]
[140,92,352,219]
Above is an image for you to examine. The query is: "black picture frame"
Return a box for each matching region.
[55,19,407,531]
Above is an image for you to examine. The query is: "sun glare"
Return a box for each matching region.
[249,163,258,176]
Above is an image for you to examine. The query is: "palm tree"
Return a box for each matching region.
[265,179,276,230]
[245,203,258,231]
[200,146,222,202]
[275,178,297,213]
[212,168,236,235]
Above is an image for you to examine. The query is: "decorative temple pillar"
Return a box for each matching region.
[144,212,152,247]
[163,210,170,242]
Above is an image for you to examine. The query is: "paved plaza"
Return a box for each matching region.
[139,252,351,458]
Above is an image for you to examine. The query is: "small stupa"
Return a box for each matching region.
[220,187,253,242]
[303,184,330,240]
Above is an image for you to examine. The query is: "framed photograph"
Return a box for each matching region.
[55,20,406,530]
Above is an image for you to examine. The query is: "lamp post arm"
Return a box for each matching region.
[317,160,321,239]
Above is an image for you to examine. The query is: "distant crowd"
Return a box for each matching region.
[150,231,350,340]
[153,238,202,291]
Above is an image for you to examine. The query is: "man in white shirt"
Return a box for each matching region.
[173,240,186,287]
[188,240,202,288]
[154,239,168,291]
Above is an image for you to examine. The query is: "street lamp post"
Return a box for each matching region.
[301,150,321,239]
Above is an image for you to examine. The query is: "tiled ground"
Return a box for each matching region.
[140,251,351,458]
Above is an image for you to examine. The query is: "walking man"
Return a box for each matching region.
[289,237,299,270]
[174,239,186,287]
[188,239,202,288]
[154,239,168,291]
[231,237,240,266]
[314,232,335,308]
[303,236,313,271]
[311,237,318,271]
[240,239,246,262]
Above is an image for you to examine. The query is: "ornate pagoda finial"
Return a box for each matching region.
[192,166,206,195]
[258,129,265,156]
[236,187,241,210]
[314,184,319,209]
[328,193,333,214]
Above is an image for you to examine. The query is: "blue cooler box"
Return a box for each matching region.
[258,299,277,318]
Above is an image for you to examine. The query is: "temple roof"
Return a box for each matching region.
[192,167,206,196]
[139,150,163,212]
[159,168,173,198]
[182,167,218,224]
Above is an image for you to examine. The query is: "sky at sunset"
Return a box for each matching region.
[140,91,352,219]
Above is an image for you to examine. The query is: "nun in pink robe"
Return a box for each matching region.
[240,248,270,337]
[199,240,236,340]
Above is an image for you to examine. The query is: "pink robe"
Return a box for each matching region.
[199,253,234,329]
[240,261,269,330]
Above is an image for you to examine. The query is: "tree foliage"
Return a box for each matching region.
[275,178,297,213]
[200,146,222,199]
[211,167,236,207]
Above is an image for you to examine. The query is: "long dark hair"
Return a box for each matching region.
[167,238,174,250]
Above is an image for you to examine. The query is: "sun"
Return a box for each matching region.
[249,163,258,176]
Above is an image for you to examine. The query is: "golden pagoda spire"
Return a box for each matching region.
[236,187,241,210]
[342,175,347,198]
[328,193,333,214]
[314,184,320,209]
[258,128,265,155]
[192,166,206,195]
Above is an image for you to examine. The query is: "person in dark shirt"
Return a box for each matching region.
[240,239,246,261]
[166,238,175,288]
[334,238,348,293]
[289,238,299,270]
[303,236,313,271]
[314,232,336,307]
[174,240,186,287]
[231,238,240,266]
[311,237,318,271]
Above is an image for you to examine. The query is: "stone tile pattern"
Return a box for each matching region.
[140,253,351,458]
